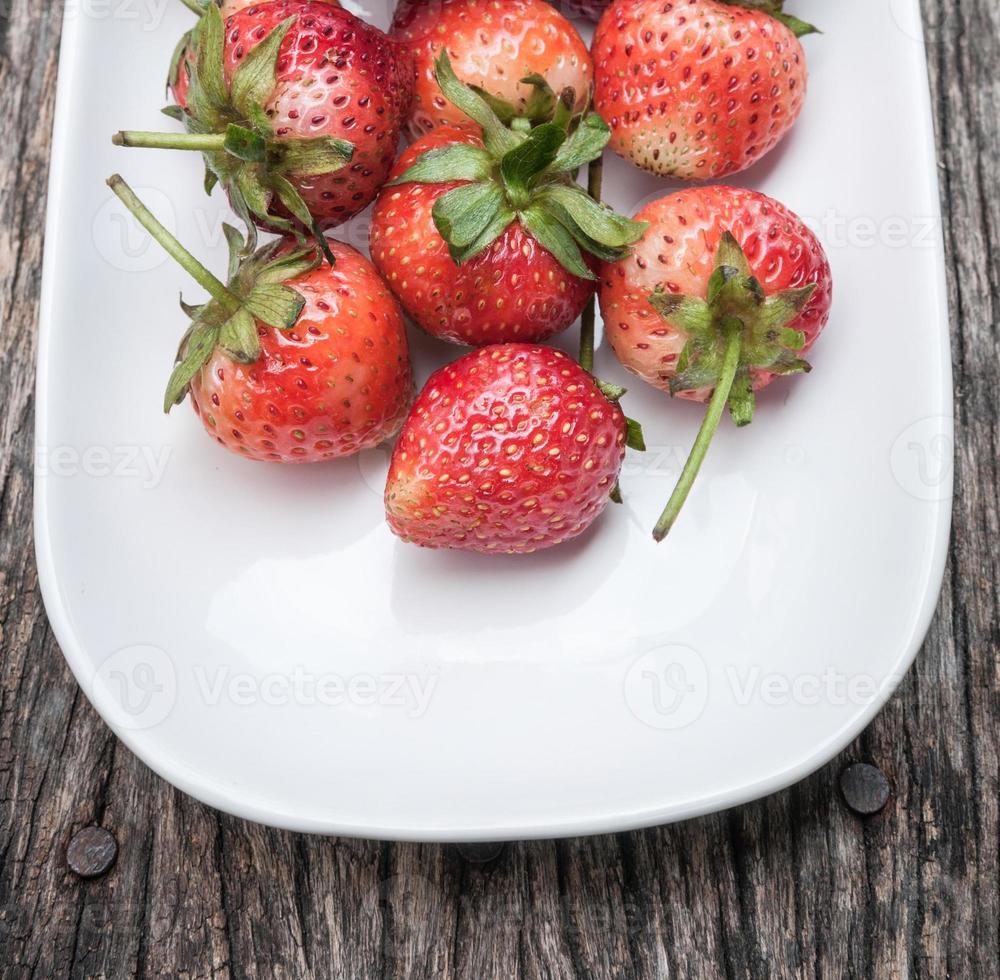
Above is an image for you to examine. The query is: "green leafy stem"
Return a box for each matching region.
[112,5,354,261]
[649,232,817,541]
[106,174,319,412]
[720,0,820,37]
[389,51,648,280]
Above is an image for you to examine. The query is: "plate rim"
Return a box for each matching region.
[33,0,953,841]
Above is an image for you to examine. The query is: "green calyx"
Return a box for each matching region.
[650,232,816,416]
[470,72,579,132]
[597,380,647,454]
[719,0,820,37]
[388,51,647,279]
[115,4,353,261]
[106,175,320,413]
[650,232,817,541]
[594,377,646,505]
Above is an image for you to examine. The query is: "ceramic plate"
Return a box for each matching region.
[35,0,951,840]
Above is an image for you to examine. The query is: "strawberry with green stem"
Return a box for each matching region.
[115,1,412,259]
[598,185,832,540]
[369,51,647,347]
[381,88,646,553]
[107,174,412,462]
[649,233,816,537]
[167,0,340,71]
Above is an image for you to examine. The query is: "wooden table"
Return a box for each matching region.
[2,2,997,976]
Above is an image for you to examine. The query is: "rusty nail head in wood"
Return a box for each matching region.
[66,826,118,879]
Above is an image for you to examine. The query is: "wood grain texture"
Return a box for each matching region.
[1,0,997,976]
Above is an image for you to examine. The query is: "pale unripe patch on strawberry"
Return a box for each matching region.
[592,0,812,180]
[391,0,593,139]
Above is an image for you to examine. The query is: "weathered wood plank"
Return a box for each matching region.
[1,0,997,977]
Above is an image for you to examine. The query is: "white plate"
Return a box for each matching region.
[36,0,951,840]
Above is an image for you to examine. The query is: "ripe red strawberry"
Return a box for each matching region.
[391,0,593,138]
[598,185,832,538]
[117,2,412,249]
[108,175,413,462]
[592,0,816,179]
[385,345,628,554]
[218,0,337,15]
[371,126,595,345]
[369,53,646,346]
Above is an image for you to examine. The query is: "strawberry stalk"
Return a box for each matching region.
[578,153,603,373]
[107,174,240,314]
[575,153,645,502]
[652,321,742,541]
[176,0,207,14]
[113,131,229,152]
[114,4,353,260]
[647,231,817,541]
[106,174,321,411]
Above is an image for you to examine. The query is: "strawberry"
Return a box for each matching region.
[391,0,593,138]
[385,344,631,554]
[370,126,596,346]
[592,0,817,180]
[117,2,412,253]
[174,0,341,17]
[107,175,413,462]
[218,0,337,15]
[369,53,646,346]
[598,185,832,538]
